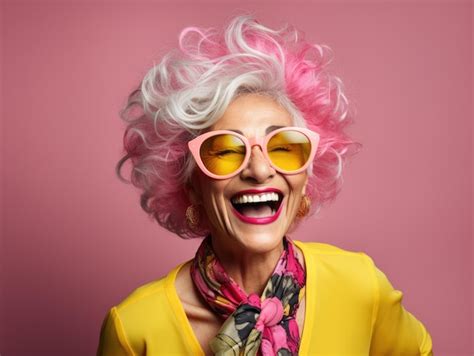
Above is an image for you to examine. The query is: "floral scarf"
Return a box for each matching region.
[190,236,306,355]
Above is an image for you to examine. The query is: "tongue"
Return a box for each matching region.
[239,205,273,218]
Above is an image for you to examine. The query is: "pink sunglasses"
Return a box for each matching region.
[188,126,320,179]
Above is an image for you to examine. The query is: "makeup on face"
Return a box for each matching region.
[189,94,310,254]
[230,188,283,224]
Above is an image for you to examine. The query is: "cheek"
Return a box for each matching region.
[287,173,308,194]
[196,174,228,211]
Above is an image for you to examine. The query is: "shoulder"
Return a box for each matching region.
[294,240,379,297]
[98,263,188,355]
[294,240,408,313]
[115,276,168,318]
[294,240,355,254]
[113,263,186,344]
[114,262,187,317]
[294,240,375,265]
[294,240,381,284]
[116,275,169,312]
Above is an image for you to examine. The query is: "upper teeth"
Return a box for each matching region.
[232,192,280,204]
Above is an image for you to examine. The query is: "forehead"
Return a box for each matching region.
[210,94,293,134]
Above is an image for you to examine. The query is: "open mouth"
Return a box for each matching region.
[230,190,283,222]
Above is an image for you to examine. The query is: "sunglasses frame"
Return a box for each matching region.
[188,126,320,180]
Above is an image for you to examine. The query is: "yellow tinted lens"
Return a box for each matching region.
[200,134,246,175]
[267,130,311,171]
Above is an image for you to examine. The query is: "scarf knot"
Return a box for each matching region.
[191,236,306,356]
[253,296,284,332]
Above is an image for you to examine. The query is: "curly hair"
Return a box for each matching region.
[117,15,361,238]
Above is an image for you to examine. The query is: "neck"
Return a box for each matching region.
[210,234,285,296]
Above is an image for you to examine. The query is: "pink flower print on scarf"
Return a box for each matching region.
[190,236,306,355]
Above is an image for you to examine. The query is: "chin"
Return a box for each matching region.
[231,224,288,255]
[208,198,294,255]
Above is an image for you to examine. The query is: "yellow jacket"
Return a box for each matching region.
[97,241,433,355]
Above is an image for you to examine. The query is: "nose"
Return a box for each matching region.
[240,145,276,183]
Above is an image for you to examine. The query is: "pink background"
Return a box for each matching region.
[1,1,472,355]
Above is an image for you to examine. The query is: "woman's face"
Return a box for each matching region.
[190,94,308,255]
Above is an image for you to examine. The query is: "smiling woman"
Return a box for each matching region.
[187,95,312,257]
[97,15,433,355]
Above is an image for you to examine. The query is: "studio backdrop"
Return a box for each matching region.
[1,1,472,355]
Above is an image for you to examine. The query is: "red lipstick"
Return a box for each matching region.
[230,188,283,225]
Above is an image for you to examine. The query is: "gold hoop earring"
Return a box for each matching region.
[296,195,311,218]
[186,205,200,229]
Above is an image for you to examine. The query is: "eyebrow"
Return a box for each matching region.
[228,129,244,134]
[227,125,286,135]
[266,125,285,133]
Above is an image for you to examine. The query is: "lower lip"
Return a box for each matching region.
[231,201,283,225]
